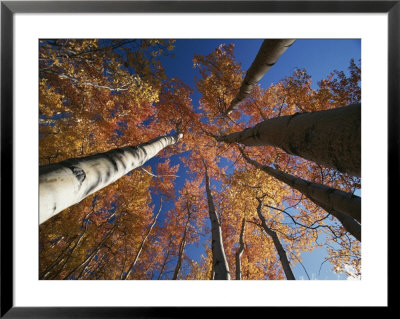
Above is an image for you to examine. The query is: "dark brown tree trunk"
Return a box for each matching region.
[225,39,296,115]
[220,104,361,177]
[256,197,295,280]
[241,150,361,241]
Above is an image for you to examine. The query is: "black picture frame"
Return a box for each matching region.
[1,0,396,317]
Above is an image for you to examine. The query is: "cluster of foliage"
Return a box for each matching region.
[39,40,361,280]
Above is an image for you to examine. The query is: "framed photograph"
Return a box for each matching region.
[1,0,396,316]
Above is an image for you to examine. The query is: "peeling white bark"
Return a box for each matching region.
[39,133,182,224]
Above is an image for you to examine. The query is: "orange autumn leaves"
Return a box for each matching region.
[39,40,361,279]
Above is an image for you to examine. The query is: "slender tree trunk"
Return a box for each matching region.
[42,208,97,279]
[39,234,79,279]
[241,150,361,241]
[124,198,163,280]
[119,238,129,280]
[157,238,173,280]
[62,225,117,280]
[39,132,183,224]
[46,232,88,280]
[172,204,192,280]
[256,197,295,280]
[235,217,246,280]
[220,104,361,177]
[203,161,230,280]
[241,149,361,223]
[172,235,187,280]
[225,39,296,115]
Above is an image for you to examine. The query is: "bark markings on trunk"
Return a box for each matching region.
[225,39,296,115]
[240,150,361,241]
[221,104,361,177]
[40,133,182,224]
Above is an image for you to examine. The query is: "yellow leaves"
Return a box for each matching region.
[106,100,114,108]
[39,39,174,166]
[39,79,65,116]
[130,76,160,106]
[39,40,361,280]
[194,44,243,121]
[326,238,361,277]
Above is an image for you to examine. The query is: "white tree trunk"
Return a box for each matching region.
[203,162,230,280]
[225,39,296,115]
[39,133,182,224]
[235,217,246,280]
[221,104,361,177]
[240,150,361,223]
[240,150,361,241]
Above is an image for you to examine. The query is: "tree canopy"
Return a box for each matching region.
[39,39,361,280]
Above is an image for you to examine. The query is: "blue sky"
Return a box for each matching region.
[160,39,360,100]
[143,39,361,280]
